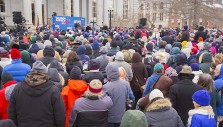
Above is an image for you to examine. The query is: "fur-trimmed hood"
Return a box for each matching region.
[146,98,172,112]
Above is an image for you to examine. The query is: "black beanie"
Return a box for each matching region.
[70,66,81,80]
[43,46,55,57]
[1,72,13,85]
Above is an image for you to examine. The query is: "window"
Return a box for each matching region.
[159,2,164,9]
[123,0,128,19]
[0,0,5,12]
[146,3,149,11]
[92,1,96,18]
[153,13,156,21]
[153,3,156,10]
[160,13,163,21]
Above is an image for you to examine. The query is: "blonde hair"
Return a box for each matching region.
[119,67,126,80]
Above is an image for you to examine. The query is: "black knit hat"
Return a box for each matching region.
[1,72,13,85]
[70,66,82,80]
[88,59,100,70]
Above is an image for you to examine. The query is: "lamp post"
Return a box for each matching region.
[108,7,113,30]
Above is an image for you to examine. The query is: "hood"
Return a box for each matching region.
[68,80,88,94]
[5,84,17,101]
[49,60,64,72]
[22,71,52,97]
[120,110,148,127]
[106,64,119,82]
[215,64,223,79]
[199,52,213,63]
[43,46,55,57]
[48,68,60,83]
[85,45,93,55]
[132,52,142,63]
[25,71,49,87]
[77,45,86,55]
[146,98,172,112]
[170,47,180,55]
[173,42,182,50]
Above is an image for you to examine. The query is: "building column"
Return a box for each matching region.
[23,0,33,26]
[96,0,103,27]
[103,0,109,26]
[73,0,79,16]
[64,0,71,16]
[34,0,42,25]
[82,0,87,18]
[88,0,93,24]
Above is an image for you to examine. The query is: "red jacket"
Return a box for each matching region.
[0,80,17,120]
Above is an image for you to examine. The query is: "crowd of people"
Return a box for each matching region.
[0,25,222,127]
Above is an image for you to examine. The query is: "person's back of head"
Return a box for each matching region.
[43,46,55,57]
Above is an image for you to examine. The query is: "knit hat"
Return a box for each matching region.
[31,61,48,73]
[146,42,154,53]
[88,59,100,70]
[69,36,75,42]
[43,46,55,57]
[0,49,9,58]
[153,63,164,72]
[115,51,124,61]
[149,89,164,101]
[190,63,200,71]
[1,72,13,85]
[192,90,210,106]
[44,40,52,47]
[165,67,178,77]
[92,41,100,50]
[191,47,198,55]
[70,66,81,80]
[11,48,21,60]
[179,65,193,75]
[198,37,203,42]
[182,41,187,48]
[88,79,103,95]
[99,46,108,54]
[21,50,30,62]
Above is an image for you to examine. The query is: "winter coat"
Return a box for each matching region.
[210,88,221,119]
[0,80,16,119]
[83,71,104,84]
[214,64,223,116]
[169,76,203,126]
[0,119,17,127]
[108,61,133,82]
[181,30,190,42]
[192,70,203,83]
[8,71,66,127]
[130,53,148,93]
[62,79,88,127]
[145,98,184,127]
[188,106,216,127]
[194,26,207,42]
[142,73,162,97]
[96,55,109,72]
[120,110,148,127]
[65,61,83,74]
[68,95,113,127]
[107,48,118,57]
[103,64,129,123]
[2,59,31,83]
[153,75,173,97]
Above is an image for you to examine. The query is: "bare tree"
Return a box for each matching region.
[169,0,223,29]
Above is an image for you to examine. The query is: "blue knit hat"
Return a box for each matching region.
[190,63,200,71]
[153,63,164,72]
[192,90,210,106]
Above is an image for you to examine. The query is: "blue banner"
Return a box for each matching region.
[52,16,86,31]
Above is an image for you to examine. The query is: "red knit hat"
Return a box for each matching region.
[11,48,21,59]
[191,47,198,55]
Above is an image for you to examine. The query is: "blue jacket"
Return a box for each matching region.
[142,73,162,97]
[214,64,223,115]
[2,59,31,83]
[190,114,216,127]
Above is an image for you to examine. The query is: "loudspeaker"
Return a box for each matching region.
[13,11,22,24]
[139,18,147,26]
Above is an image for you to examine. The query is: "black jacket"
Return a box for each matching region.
[8,80,66,127]
[169,77,203,126]
[194,26,207,42]
[181,31,190,42]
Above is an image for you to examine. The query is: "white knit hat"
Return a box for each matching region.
[115,51,124,61]
[149,89,164,101]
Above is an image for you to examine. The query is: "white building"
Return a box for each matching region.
[0,0,140,28]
